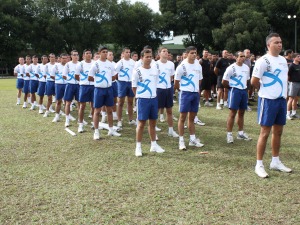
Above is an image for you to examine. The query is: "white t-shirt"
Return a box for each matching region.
[37,64,47,82]
[175,59,203,92]
[26,64,39,81]
[88,60,116,88]
[132,66,159,98]
[223,63,250,90]
[45,63,56,82]
[14,64,25,79]
[51,63,66,84]
[252,54,288,99]
[23,64,31,81]
[156,60,175,89]
[63,61,79,84]
[76,61,94,85]
[115,58,135,82]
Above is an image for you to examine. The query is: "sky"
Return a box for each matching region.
[129,0,160,13]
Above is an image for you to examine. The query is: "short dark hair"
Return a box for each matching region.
[131,51,138,57]
[284,49,293,56]
[122,47,130,52]
[83,49,92,54]
[186,46,197,53]
[98,46,108,52]
[266,33,280,46]
[141,49,152,57]
[235,51,243,58]
[143,45,152,50]
[60,53,68,57]
[158,46,168,53]
[32,55,38,59]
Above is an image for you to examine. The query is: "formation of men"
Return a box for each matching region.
[14,33,294,178]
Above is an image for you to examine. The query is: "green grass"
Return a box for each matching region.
[0,78,299,224]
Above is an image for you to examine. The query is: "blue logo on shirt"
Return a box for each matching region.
[56,73,64,81]
[96,71,109,86]
[80,71,89,81]
[137,79,152,97]
[181,74,195,91]
[120,68,130,80]
[159,72,168,87]
[230,75,244,89]
[263,69,283,97]
[67,71,76,82]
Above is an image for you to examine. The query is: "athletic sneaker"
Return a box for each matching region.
[189,138,204,147]
[16,100,20,105]
[29,104,35,110]
[155,126,161,132]
[168,131,179,138]
[216,104,222,110]
[227,134,234,143]
[286,114,293,120]
[128,120,137,125]
[39,109,44,114]
[93,131,100,140]
[291,113,300,119]
[42,105,47,110]
[78,124,84,133]
[195,119,205,126]
[81,120,88,126]
[117,121,122,127]
[43,111,50,118]
[223,102,228,108]
[52,115,60,123]
[108,130,121,137]
[237,133,252,141]
[22,102,27,108]
[255,165,269,178]
[160,117,165,122]
[49,106,55,113]
[65,120,70,127]
[135,147,142,157]
[173,115,178,121]
[204,101,213,107]
[68,114,76,121]
[179,140,186,150]
[270,161,292,173]
[150,144,165,153]
[60,110,66,116]
[247,106,252,111]
[88,114,92,118]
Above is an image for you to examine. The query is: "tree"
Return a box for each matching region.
[212,2,269,54]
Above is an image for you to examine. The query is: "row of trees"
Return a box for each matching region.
[0,0,299,72]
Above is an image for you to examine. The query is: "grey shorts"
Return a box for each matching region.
[288,82,300,97]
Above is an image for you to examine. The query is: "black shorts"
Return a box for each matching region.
[210,74,217,85]
[217,76,224,89]
[201,77,211,91]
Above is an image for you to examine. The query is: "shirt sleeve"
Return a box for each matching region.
[75,63,81,75]
[132,69,138,87]
[62,63,68,77]
[88,64,96,78]
[199,64,203,80]
[252,58,267,79]
[222,66,232,81]
[115,60,122,73]
[174,64,183,81]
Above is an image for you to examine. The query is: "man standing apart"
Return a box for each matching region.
[251,33,292,178]
[14,57,25,105]
[174,46,204,150]
[222,51,252,143]
[132,49,165,157]
[89,46,121,139]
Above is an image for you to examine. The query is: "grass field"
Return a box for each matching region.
[0,78,299,224]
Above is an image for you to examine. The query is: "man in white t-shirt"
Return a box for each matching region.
[88,46,121,139]
[222,51,252,144]
[36,55,48,114]
[115,47,136,127]
[23,55,32,108]
[132,49,165,157]
[251,33,292,178]
[14,57,25,105]
[26,55,39,110]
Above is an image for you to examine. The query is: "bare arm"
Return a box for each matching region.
[251,76,260,89]
[222,79,229,89]
[214,67,219,76]
[132,87,137,96]
[174,80,180,91]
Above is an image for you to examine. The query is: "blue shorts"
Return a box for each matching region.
[64,83,79,102]
[93,87,114,108]
[79,85,94,103]
[55,83,66,101]
[29,80,39,94]
[112,81,118,98]
[179,91,199,113]
[45,81,55,96]
[37,82,46,96]
[16,78,24,89]
[257,97,287,126]
[117,81,135,98]
[22,80,30,94]
[157,88,173,108]
[137,98,158,121]
[228,88,248,110]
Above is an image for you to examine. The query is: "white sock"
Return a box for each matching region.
[168,127,174,133]
[151,141,157,146]
[113,111,117,117]
[136,142,141,148]
[94,128,99,134]
[227,132,232,136]
[224,101,228,105]
[109,127,113,132]
[287,111,291,116]
[238,131,244,136]
[256,160,263,167]
[179,136,184,142]
[190,134,196,141]
[194,116,199,123]
[271,156,280,164]
[292,110,296,115]
[101,111,106,117]
[39,105,42,110]
[160,114,164,118]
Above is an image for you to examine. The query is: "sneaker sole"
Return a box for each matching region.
[269,167,292,173]
[255,171,269,178]
[237,137,252,141]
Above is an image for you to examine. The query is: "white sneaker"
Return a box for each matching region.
[135,147,142,157]
[156,135,159,141]
[216,104,222,110]
[78,124,84,133]
[179,140,186,150]
[101,115,106,123]
[128,120,137,125]
[168,130,179,138]
[108,130,121,137]
[49,106,55,113]
[22,102,27,108]
[59,110,66,116]
[82,120,88,125]
[160,117,165,122]
[247,106,252,111]
[173,115,178,121]
[223,102,228,108]
[270,161,292,173]
[88,114,92,118]
[65,120,70,127]
[220,99,224,105]
[189,138,204,147]
[255,165,269,178]
[93,131,100,140]
[133,106,137,113]
[52,115,60,123]
[237,133,252,141]
[42,105,47,110]
[39,109,44,114]
[286,115,293,120]
[227,134,234,143]
[68,114,76,121]
[195,119,205,126]
[43,111,50,117]
[117,121,122,127]
[155,126,161,132]
[150,144,165,153]
[16,100,20,105]
[29,104,35,110]
[204,101,213,107]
